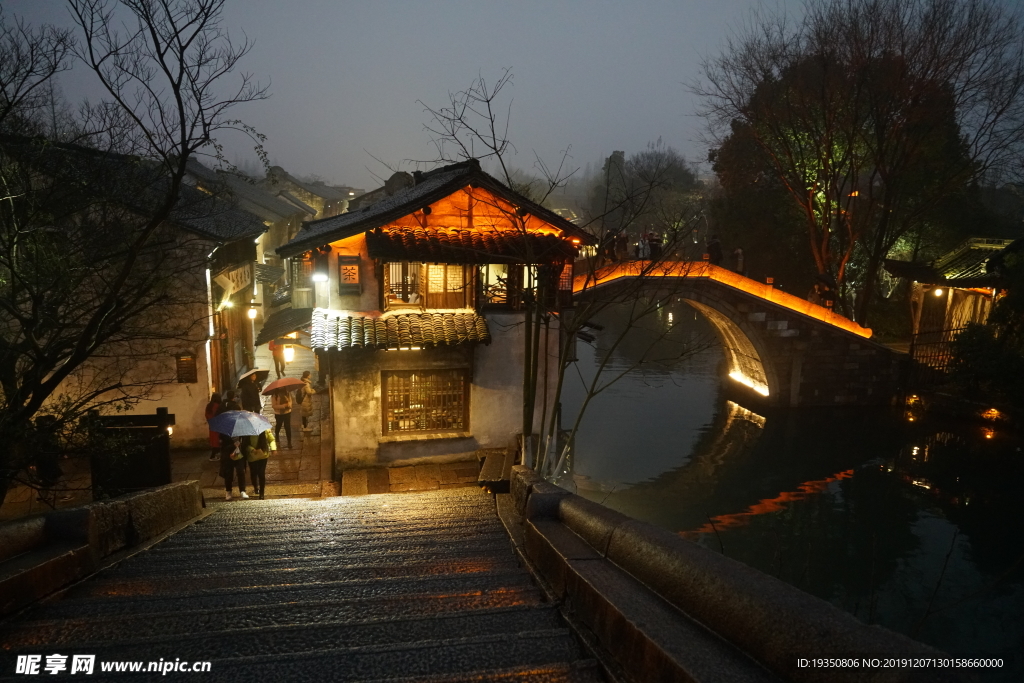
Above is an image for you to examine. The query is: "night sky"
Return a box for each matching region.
[6,0,792,187]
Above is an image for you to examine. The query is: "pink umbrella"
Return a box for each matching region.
[261,377,305,395]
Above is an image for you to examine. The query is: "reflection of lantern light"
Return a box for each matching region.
[284,345,294,363]
[247,307,257,319]
[934,288,943,297]
[983,427,994,439]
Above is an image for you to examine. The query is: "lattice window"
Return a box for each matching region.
[382,369,469,434]
[425,264,469,308]
[386,262,422,303]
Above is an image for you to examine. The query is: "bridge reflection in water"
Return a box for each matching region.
[560,301,1024,680]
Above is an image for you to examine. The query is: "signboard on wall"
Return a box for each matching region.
[338,255,361,295]
[214,263,253,297]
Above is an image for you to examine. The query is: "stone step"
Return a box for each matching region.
[110,539,514,573]
[74,557,524,598]
[357,661,606,683]
[101,546,515,579]
[173,516,499,536]
[38,570,539,618]
[154,521,507,548]
[4,605,565,662]
[2,588,544,648]
[75,630,585,683]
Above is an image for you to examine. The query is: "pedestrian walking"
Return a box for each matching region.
[239,373,262,413]
[649,232,663,260]
[808,282,824,305]
[732,247,746,276]
[204,392,222,461]
[296,370,316,432]
[220,434,248,501]
[242,428,276,500]
[220,390,241,413]
[706,235,724,266]
[269,339,287,378]
[271,387,293,448]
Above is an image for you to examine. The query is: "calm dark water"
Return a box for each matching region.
[558,301,1024,681]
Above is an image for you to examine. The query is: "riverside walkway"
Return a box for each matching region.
[0,488,602,682]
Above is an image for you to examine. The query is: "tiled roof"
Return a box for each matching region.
[254,263,285,284]
[278,159,591,257]
[365,226,577,264]
[172,186,267,241]
[255,307,314,346]
[884,237,1017,286]
[310,309,491,351]
[187,161,312,222]
[1,136,265,243]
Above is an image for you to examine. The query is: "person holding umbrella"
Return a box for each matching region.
[242,427,276,499]
[207,410,273,501]
[239,373,262,414]
[262,377,304,449]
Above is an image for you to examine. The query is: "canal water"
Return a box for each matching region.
[556,300,1023,681]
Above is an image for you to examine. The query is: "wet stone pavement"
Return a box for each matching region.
[0,488,603,682]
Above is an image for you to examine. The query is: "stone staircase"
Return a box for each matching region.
[0,488,604,682]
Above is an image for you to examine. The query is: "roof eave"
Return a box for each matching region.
[277,165,594,258]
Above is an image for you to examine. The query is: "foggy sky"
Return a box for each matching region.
[5,0,794,189]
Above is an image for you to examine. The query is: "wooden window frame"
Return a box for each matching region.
[381,368,470,435]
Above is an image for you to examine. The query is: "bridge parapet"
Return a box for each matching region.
[504,466,959,683]
[573,261,901,407]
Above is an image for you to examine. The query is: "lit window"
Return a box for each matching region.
[175,354,198,383]
[383,369,469,434]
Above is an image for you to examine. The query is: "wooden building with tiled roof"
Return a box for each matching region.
[275,159,591,469]
[885,237,1019,335]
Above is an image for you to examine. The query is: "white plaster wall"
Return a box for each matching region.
[45,341,213,449]
[329,310,561,467]
[471,311,560,450]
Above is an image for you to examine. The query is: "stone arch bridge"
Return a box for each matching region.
[573,262,901,407]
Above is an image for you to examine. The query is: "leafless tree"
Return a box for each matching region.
[420,71,714,476]
[693,0,1024,324]
[0,0,268,505]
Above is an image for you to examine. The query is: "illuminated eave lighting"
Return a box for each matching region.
[312,272,329,283]
[575,262,872,339]
[283,345,294,363]
[934,288,944,297]
[728,371,769,397]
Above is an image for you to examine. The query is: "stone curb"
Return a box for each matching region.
[0,481,203,617]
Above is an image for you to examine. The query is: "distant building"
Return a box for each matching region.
[261,166,363,220]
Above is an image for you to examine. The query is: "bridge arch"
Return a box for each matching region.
[683,298,774,399]
[573,262,895,407]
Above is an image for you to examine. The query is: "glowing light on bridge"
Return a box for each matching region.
[574,261,872,339]
[728,371,770,397]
